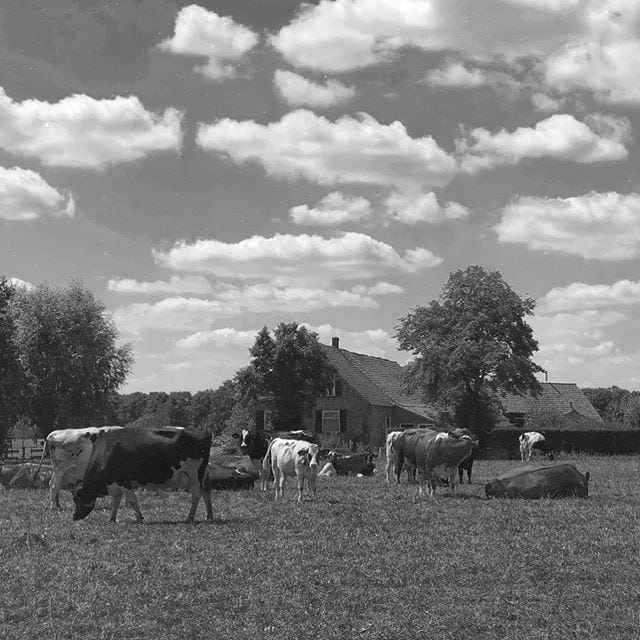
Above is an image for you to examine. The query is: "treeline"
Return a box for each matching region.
[582,387,640,429]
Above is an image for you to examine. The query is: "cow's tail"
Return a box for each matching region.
[35,438,50,476]
[261,439,276,490]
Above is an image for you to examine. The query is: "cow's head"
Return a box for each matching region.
[72,485,97,521]
[238,429,252,453]
[484,479,506,499]
[298,444,320,468]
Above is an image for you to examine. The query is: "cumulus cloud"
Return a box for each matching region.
[274,70,356,107]
[270,0,584,72]
[496,191,640,260]
[197,109,457,192]
[544,2,640,104]
[383,191,469,224]
[175,327,259,350]
[290,192,372,226]
[153,232,442,285]
[530,92,565,113]
[458,113,630,172]
[424,62,487,88]
[107,275,214,295]
[0,88,182,169]
[0,166,74,220]
[113,297,235,337]
[159,5,259,80]
[539,280,640,314]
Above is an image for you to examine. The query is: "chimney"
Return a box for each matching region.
[332,336,340,349]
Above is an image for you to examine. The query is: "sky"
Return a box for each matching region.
[1,0,640,393]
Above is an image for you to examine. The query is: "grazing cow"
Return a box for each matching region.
[37,426,124,508]
[519,431,554,462]
[394,429,476,496]
[485,464,590,499]
[235,429,317,474]
[327,451,376,476]
[203,463,256,491]
[8,463,53,489]
[73,426,213,523]
[262,438,319,502]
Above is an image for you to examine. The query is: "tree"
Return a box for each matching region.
[190,381,237,434]
[10,281,133,436]
[395,265,543,435]
[236,323,335,431]
[0,277,22,448]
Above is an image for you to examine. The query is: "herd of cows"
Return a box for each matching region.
[0,425,591,523]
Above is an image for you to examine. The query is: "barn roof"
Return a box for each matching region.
[501,383,603,423]
[319,342,438,421]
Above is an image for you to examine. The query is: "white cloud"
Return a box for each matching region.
[0,88,182,169]
[274,70,356,107]
[530,92,565,113]
[0,166,74,220]
[290,192,372,226]
[153,232,442,285]
[107,275,214,295]
[159,5,259,80]
[496,191,640,260]
[544,2,640,104]
[270,0,584,73]
[113,297,235,337]
[424,62,487,88]
[539,280,640,314]
[383,191,469,224]
[197,109,457,192]
[176,327,259,351]
[458,113,630,172]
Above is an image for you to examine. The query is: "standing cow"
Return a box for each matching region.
[37,426,124,508]
[235,429,316,475]
[73,426,213,523]
[262,438,319,502]
[519,432,554,462]
[394,429,476,497]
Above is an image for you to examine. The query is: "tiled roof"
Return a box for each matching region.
[501,383,603,423]
[320,343,438,420]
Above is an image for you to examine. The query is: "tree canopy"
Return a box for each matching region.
[236,322,335,431]
[9,281,133,436]
[0,277,22,448]
[395,265,543,434]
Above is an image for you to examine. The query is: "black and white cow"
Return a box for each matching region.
[519,431,554,462]
[73,426,213,523]
[235,429,317,474]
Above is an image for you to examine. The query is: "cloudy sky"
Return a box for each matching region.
[2,0,640,393]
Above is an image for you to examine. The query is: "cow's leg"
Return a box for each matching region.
[417,468,426,496]
[448,469,457,495]
[201,487,214,522]
[49,472,63,509]
[272,467,281,500]
[394,452,404,484]
[426,470,437,497]
[308,473,317,499]
[109,491,123,522]
[185,475,203,523]
[277,472,286,501]
[296,470,305,503]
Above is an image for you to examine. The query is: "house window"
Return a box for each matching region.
[400,423,414,429]
[326,378,343,397]
[322,410,340,433]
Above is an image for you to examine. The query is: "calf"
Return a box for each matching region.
[73,426,213,523]
[328,451,376,476]
[262,438,319,502]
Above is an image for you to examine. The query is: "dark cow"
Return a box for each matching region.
[393,429,476,496]
[327,451,376,476]
[203,463,256,491]
[485,463,590,499]
[235,429,317,473]
[451,428,476,484]
[73,426,213,523]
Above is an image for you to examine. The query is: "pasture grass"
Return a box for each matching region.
[1,454,639,640]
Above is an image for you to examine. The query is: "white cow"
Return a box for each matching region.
[519,431,554,462]
[262,438,319,502]
[36,426,123,508]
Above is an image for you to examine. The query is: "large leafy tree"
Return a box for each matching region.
[10,281,133,436]
[396,265,543,434]
[237,322,335,431]
[0,277,22,448]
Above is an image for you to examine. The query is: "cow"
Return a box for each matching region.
[36,426,124,509]
[261,438,319,502]
[519,431,554,462]
[451,428,476,484]
[72,426,213,523]
[385,431,404,484]
[327,451,376,476]
[485,464,590,499]
[0,463,24,488]
[318,462,337,476]
[203,463,256,491]
[394,429,476,497]
[235,429,317,475]
[8,462,53,489]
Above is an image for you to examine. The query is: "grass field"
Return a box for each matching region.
[1,454,639,640]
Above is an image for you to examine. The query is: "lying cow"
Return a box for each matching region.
[519,431,554,462]
[262,438,319,502]
[235,429,317,474]
[328,451,376,476]
[485,463,590,499]
[0,463,25,488]
[8,463,52,489]
[73,426,213,523]
[394,429,476,497]
[37,425,123,508]
[203,463,256,491]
